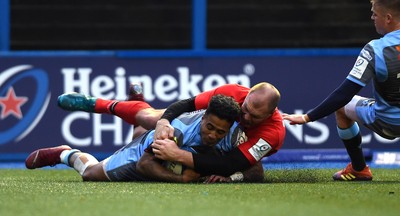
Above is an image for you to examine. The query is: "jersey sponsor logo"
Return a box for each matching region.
[0,65,51,145]
[360,49,372,61]
[248,138,272,161]
[350,56,368,79]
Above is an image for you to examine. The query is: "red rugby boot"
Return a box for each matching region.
[25,145,72,169]
[332,163,373,181]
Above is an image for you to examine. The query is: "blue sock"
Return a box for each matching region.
[337,123,366,171]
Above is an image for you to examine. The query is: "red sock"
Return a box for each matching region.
[94,98,114,114]
[95,100,151,125]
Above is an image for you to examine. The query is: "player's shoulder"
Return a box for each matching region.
[225,83,249,90]
[175,110,205,124]
[369,31,400,50]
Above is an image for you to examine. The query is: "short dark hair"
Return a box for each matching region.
[205,94,240,126]
[371,0,400,16]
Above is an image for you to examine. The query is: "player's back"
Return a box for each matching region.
[369,30,400,123]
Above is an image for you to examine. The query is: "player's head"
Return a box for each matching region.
[240,82,280,129]
[200,94,241,146]
[370,0,400,35]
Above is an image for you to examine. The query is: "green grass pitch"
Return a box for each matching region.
[0,168,399,216]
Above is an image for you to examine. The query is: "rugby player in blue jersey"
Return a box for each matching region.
[26,95,263,183]
[283,0,400,181]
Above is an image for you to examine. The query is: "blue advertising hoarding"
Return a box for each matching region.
[1,54,399,161]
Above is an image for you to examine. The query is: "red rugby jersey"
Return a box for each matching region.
[194,84,286,165]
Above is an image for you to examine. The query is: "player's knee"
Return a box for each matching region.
[81,166,96,181]
[81,165,107,181]
[335,108,352,126]
[335,107,346,117]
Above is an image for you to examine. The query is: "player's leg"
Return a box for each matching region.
[102,133,154,182]
[58,82,166,129]
[80,162,109,181]
[67,133,152,182]
[58,93,164,129]
[105,100,164,129]
[25,145,106,181]
[123,82,165,129]
[332,95,372,181]
[134,108,165,130]
[60,150,108,181]
[57,82,144,112]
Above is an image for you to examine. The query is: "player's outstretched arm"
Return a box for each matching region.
[283,79,363,124]
[151,139,195,167]
[239,161,265,183]
[282,113,310,125]
[153,140,252,177]
[203,161,265,183]
[154,97,196,140]
[136,151,199,183]
[192,148,251,176]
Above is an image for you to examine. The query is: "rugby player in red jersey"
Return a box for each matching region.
[151,82,286,180]
[57,82,285,182]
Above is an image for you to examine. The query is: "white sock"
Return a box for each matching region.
[60,149,80,166]
[72,153,99,176]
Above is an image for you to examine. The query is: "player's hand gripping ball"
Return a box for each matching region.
[163,161,186,174]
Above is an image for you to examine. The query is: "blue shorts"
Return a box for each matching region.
[103,131,152,181]
[345,95,400,139]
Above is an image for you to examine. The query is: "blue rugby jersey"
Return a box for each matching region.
[106,110,244,169]
[347,29,400,125]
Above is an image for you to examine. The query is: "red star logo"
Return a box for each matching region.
[0,87,28,119]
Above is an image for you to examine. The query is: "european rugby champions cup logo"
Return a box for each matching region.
[0,65,51,145]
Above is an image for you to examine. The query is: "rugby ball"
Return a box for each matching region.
[163,161,185,175]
